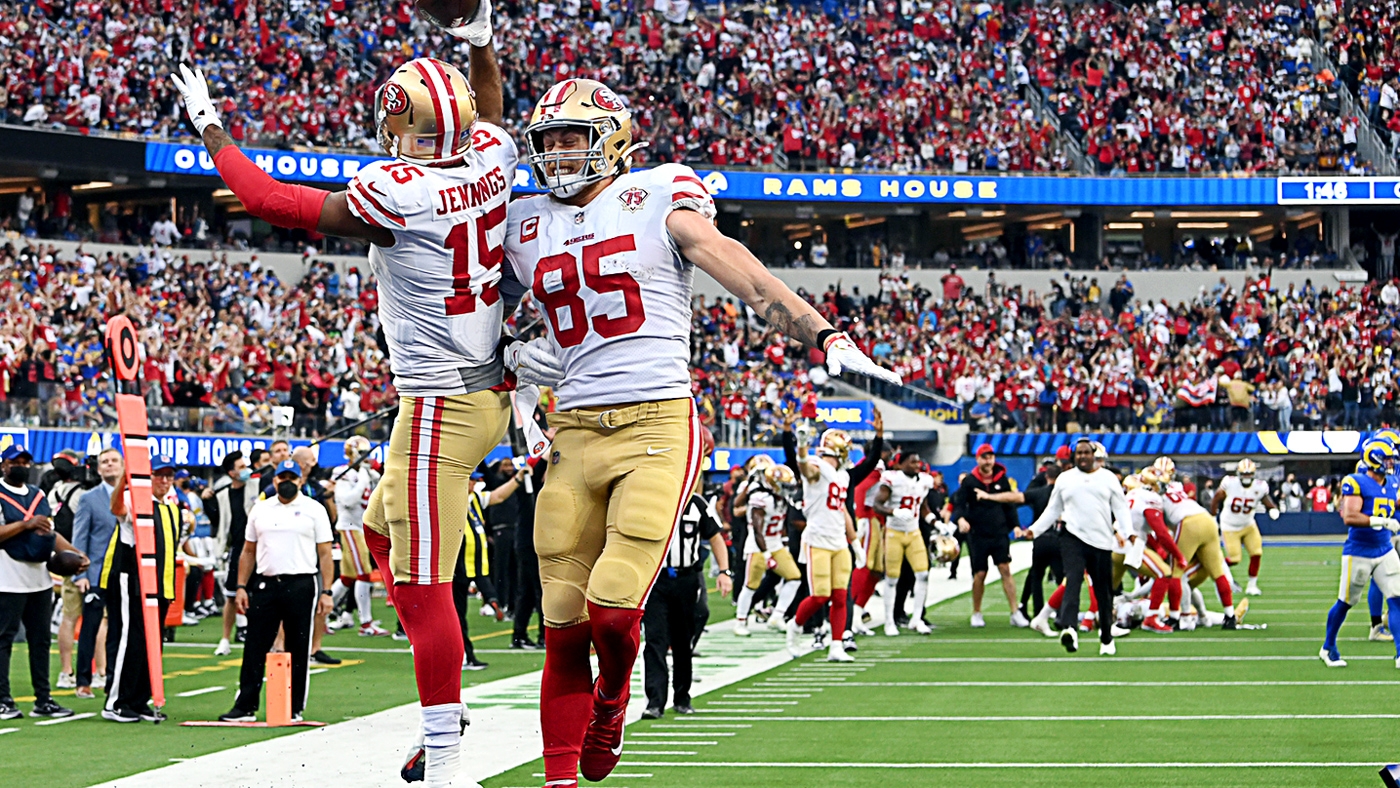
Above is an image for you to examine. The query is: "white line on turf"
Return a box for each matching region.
[866,655,1399,662]
[649,724,751,728]
[773,680,1400,687]
[724,693,811,698]
[0,727,19,735]
[35,712,96,726]
[695,708,785,714]
[175,686,226,697]
[632,732,736,737]
[615,761,1379,769]
[627,752,697,755]
[708,701,802,705]
[676,714,1400,722]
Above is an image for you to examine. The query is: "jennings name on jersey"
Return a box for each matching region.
[504,164,716,410]
[345,122,520,397]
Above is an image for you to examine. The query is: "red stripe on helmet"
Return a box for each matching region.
[410,60,446,158]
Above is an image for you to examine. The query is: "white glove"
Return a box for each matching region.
[1268,508,1280,520]
[824,332,902,386]
[893,507,916,522]
[503,337,564,387]
[1373,516,1400,533]
[445,0,493,46]
[169,64,222,135]
[852,543,866,570]
[511,383,551,459]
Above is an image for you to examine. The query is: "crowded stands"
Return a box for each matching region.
[0,0,1385,174]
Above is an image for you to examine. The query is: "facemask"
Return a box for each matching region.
[4,466,29,486]
[236,468,253,482]
[276,481,299,500]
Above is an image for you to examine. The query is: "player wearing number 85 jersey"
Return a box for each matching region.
[504,78,902,788]
[787,430,859,662]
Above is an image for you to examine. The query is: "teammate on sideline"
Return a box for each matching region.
[786,429,860,661]
[874,453,935,635]
[1211,458,1280,596]
[502,77,900,787]
[170,10,564,785]
[1320,439,1400,667]
[734,463,803,636]
[328,436,387,636]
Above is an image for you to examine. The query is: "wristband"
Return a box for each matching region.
[236,584,247,590]
[718,569,734,578]
[320,590,334,597]
[816,328,838,350]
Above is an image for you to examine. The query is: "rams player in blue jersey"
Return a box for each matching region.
[1366,429,1400,642]
[1320,439,1400,667]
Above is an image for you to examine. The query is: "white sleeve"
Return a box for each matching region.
[1109,478,1134,542]
[313,505,334,544]
[655,163,717,221]
[345,161,410,230]
[244,503,260,544]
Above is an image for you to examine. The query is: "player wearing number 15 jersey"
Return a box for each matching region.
[503,78,902,787]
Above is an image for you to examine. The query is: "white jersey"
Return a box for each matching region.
[742,488,789,555]
[1218,476,1270,531]
[801,459,849,551]
[345,122,520,397]
[1161,481,1210,526]
[504,164,717,410]
[880,470,934,533]
[1126,487,1164,541]
[330,464,378,532]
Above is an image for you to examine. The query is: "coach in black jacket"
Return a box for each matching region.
[951,444,1028,628]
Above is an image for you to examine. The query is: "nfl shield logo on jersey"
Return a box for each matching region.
[618,187,649,213]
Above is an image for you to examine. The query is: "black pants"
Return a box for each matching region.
[451,546,494,662]
[642,569,701,710]
[1056,530,1115,644]
[235,574,316,715]
[513,522,542,641]
[0,587,53,704]
[104,543,172,713]
[492,525,515,614]
[1020,530,1064,614]
[75,588,106,688]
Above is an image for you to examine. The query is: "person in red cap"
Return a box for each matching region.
[951,444,1029,628]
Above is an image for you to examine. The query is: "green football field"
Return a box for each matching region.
[3,545,1395,788]
[482,545,1396,788]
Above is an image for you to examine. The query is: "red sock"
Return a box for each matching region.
[1087,577,1098,614]
[200,571,215,601]
[1149,578,1168,611]
[861,571,881,606]
[850,568,871,607]
[587,601,642,701]
[363,527,395,607]
[393,583,462,707]
[1047,582,1065,611]
[1248,555,1260,579]
[541,622,593,786]
[1214,575,1234,607]
[1167,578,1183,612]
[793,596,827,627]
[830,589,848,637]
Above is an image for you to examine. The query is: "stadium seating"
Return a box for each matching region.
[0,0,1378,174]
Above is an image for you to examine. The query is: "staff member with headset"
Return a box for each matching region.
[221,460,334,722]
[640,471,732,720]
[101,455,181,723]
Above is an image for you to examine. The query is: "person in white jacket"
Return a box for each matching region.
[1024,439,1134,656]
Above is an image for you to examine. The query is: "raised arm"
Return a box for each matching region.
[667,209,900,386]
[467,37,503,126]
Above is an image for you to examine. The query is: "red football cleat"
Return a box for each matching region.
[1142,615,1173,634]
[579,680,629,782]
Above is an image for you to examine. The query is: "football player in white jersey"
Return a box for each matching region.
[327,436,387,636]
[171,12,563,785]
[1159,469,1238,629]
[1121,469,1186,633]
[1210,458,1280,596]
[735,464,803,635]
[874,453,936,636]
[501,78,900,786]
[786,429,860,661]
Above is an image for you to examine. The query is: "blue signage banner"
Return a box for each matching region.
[973,429,1377,458]
[814,399,874,430]
[149,140,1300,207]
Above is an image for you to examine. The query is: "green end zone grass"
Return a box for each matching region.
[0,596,544,786]
[486,546,1392,788]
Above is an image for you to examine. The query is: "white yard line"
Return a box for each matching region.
[774,680,1400,687]
[0,727,19,735]
[616,760,1379,769]
[865,655,1398,663]
[667,713,1400,722]
[35,712,96,726]
[174,686,226,698]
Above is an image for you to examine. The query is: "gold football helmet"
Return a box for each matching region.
[930,534,961,566]
[745,454,775,475]
[761,463,797,491]
[375,57,478,164]
[1122,474,1142,492]
[1236,458,1257,481]
[525,79,642,198]
[1152,456,1176,482]
[344,435,371,463]
[817,428,852,466]
[1138,467,1163,492]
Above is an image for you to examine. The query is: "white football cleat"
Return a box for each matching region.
[785,618,803,657]
[1110,624,1131,638]
[760,617,780,633]
[883,620,900,637]
[1099,640,1116,656]
[826,641,855,662]
[359,621,391,637]
[912,618,932,635]
[214,639,232,656]
[732,621,750,637]
[852,621,875,636]
[1031,616,1057,637]
[1060,628,1078,653]
[1245,580,1262,596]
[969,612,986,628]
[1318,647,1347,668]
[1010,609,1031,628]
[1370,624,1393,642]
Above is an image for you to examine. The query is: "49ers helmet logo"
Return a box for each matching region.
[591,87,624,112]
[382,82,409,115]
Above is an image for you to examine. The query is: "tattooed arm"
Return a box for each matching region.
[668,209,829,348]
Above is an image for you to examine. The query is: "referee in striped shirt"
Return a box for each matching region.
[640,479,732,719]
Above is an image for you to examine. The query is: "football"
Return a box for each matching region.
[47,549,86,577]
[415,0,479,28]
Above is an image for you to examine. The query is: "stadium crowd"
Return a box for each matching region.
[0,0,1385,175]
